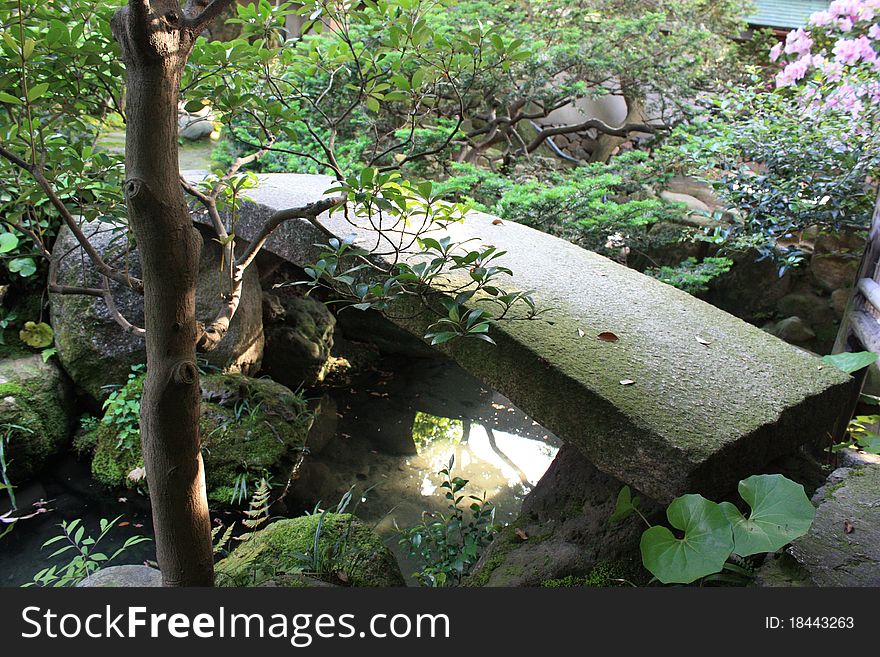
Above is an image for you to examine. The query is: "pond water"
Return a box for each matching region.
[0,355,560,587]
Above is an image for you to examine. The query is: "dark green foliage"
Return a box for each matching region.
[646,256,734,294]
[400,457,498,587]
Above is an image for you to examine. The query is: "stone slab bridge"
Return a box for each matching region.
[186,171,853,504]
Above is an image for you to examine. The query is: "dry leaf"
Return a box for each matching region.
[492,219,504,225]
[336,571,350,583]
[620,379,635,386]
[844,519,855,534]
[695,336,711,346]
[117,521,130,527]
[597,331,619,342]
[515,528,529,541]
[576,328,585,338]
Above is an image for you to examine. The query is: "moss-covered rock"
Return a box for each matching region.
[0,354,74,484]
[86,372,312,507]
[50,221,264,400]
[215,514,405,587]
[261,293,335,390]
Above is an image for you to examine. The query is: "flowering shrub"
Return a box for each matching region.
[673,0,880,271]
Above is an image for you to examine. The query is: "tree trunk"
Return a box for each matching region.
[112,1,214,586]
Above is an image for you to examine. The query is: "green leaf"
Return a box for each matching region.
[822,351,877,375]
[718,474,815,557]
[0,92,21,105]
[27,83,49,103]
[0,232,18,253]
[609,485,639,523]
[8,257,36,277]
[640,494,734,584]
[19,321,54,348]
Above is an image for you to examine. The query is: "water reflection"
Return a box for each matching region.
[293,356,561,583]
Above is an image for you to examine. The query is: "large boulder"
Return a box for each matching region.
[0,354,74,484]
[50,221,264,400]
[215,514,405,587]
[261,293,335,389]
[465,445,656,587]
[83,372,312,507]
[78,565,161,587]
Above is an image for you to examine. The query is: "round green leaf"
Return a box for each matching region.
[0,232,19,253]
[719,474,815,557]
[8,257,36,277]
[19,321,54,348]
[640,494,734,584]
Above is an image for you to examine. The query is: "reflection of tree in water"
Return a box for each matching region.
[411,412,463,452]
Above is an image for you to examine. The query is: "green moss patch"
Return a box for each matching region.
[215,514,405,587]
[86,372,312,507]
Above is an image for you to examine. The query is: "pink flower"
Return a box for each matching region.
[809,10,834,26]
[784,28,813,56]
[838,16,855,30]
[833,35,877,63]
[869,23,880,39]
[769,42,783,61]
[829,0,863,18]
[775,55,812,87]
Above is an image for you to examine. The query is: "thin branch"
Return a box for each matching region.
[525,118,660,154]
[183,0,237,32]
[0,143,144,293]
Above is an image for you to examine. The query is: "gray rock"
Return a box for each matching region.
[831,288,853,318]
[50,221,264,399]
[0,355,74,484]
[78,565,162,587]
[776,293,834,327]
[178,103,215,140]
[188,172,852,503]
[261,293,335,389]
[786,464,880,586]
[773,316,816,345]
[467,445,656,586]
[810,253,860,292]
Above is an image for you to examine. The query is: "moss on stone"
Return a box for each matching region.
[87,372,312,506]
[215,514,405,587]
[0,355,73,483]
[540,560,644,587]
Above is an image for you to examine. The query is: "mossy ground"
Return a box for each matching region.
[85,372,312,507]
[215,513,405,587]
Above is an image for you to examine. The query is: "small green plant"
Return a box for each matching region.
[101,365,145,451]
[0,422,33,510]
[645,256,734,294]
[0,308,17,344]
[292,485,373,580]
[400,456,498,587]
[611,474,815,585]
[212,478,273,556]
[26,516,151,587]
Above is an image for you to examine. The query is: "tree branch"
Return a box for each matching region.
[0,143,144,294]
[525,118,660,154]
[183,0,237,31]
[197,195,345,352]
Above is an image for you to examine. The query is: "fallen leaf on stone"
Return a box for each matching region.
[492,219,503,225]
[577,328,585,338]
[695,336,711,346]
[515,528,529,541]
[620,379,635,386]
[336,571,350,583]
[844,519,855,534]
[597,331,619,342]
